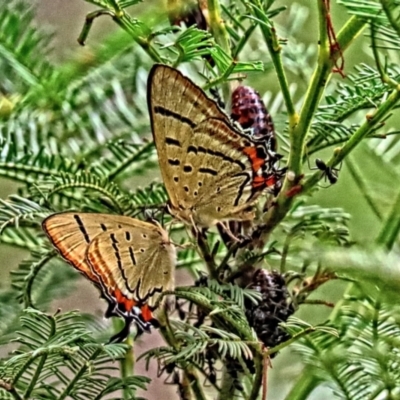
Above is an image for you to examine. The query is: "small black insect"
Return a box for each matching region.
[313,158,340,185]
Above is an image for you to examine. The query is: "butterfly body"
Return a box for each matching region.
[148,65,279,227]
[43,213,175,334]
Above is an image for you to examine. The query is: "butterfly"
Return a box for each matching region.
[148,64,281,229]
[42,212,176,341]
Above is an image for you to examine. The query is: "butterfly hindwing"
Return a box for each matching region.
[148,64,274,227]
[86,225,175,310]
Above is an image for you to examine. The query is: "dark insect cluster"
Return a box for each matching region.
[245,269,295,355]
[230,84,286,200]
[231,85,277,152]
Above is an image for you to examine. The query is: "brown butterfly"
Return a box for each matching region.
[148,65,279,230]
[43,212,176,341]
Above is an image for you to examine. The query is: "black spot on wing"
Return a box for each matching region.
[233,173,252,206]
[165,137,182,147]
[168,159,180,166]
[199,167,218,176]
[74,215,90,243]
[187,145,197,154]
[110,233,135,293]
[155,106,196,129]
[129,247,137,265]
[189,146,245,170]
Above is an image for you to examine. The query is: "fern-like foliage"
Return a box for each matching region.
[2,0,400,399]
[0,308,149,399]
[294,293,400,399]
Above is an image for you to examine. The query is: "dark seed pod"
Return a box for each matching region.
[167,0,208,31]
[231,86,277,151]
[244,269,295,357]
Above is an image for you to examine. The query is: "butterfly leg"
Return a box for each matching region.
[216,222,241,243]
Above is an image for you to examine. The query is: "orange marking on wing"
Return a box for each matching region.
[243,147,264,171]
[253,176,266,188]
[140,304,154,322]
[242,147,276,189]
[113,289,136,312]
[265,176,277,186]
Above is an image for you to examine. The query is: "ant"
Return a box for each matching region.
[311,158,341,186]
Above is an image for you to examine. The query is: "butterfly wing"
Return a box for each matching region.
[42,212,113,284]
[148,64,275,226]
[43,212,175,319]
[86,223,175,314]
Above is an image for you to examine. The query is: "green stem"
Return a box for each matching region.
[117,319,135,400]
[78,7,161,62]
[196,233,218,280]
[207,0,230,55]
[207,0,232,103]
[23,354,47,399]
[157,307,206,400]
[185,367,207,400]
[106,141,154,181]
[370,23,398,87]
[290,0,335,174]
[266,327,317,357]
[302,84,400,193]
[172,288,256,342]
[261,15,368,239]
[218,367,236,400]
[48,183,123,214]
[112,12,162,62]
[380,0,400,39]
[250,0,296,122]
[248,352,263,400]
[0,162,65,184]
[375,187,400,250]
[24,252,55,308]
[284,368,321,400]
[77,10,115,45]
[58,347,103,400]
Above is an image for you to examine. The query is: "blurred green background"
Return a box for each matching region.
[0,0,393,398]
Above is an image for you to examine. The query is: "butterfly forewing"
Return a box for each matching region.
[42,212,109,283]
[148,65,271,226]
